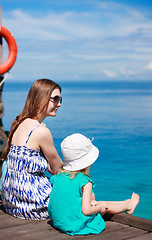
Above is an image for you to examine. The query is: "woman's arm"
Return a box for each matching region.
[37,125,63,175]
[82,182,105,215]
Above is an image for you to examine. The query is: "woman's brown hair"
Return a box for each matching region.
[1,78,61,161]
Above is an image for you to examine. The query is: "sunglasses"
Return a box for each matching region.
[50,95,62,105]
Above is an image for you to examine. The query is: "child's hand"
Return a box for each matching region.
[91,200,102,206]
[91,200,108,216]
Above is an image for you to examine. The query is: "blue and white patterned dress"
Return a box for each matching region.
[2,125,52,220]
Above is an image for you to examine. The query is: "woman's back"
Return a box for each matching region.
[2,120,52,220]
[11,118,42,150]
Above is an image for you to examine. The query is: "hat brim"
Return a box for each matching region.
[63,144,99,171]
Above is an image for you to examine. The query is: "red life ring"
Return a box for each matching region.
[0,25,17,75]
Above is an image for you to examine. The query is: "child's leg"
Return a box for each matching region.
[100,193,139,215]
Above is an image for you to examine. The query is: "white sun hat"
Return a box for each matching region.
[61,133,99,171]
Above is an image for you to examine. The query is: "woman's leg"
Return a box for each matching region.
[100,192,139,215]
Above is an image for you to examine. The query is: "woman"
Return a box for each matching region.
[1,79,63,220]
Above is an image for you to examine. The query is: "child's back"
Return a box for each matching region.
[48,172,106,236]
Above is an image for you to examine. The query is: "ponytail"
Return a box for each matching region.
[1,115,26,161]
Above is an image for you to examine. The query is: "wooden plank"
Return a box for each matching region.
[0,215,45,229]
[81,227,147,240]
[0,216,148,240]
[0,220,82,240]
[0,213,140,240]
[103,213,152,232]
[0,200,151,240]
[48,222,130,240]
[104,221,129,232]
[0,220,57,240]
[0,219,128,240]
[128,232,152,240]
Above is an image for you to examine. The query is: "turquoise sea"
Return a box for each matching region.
[2,80,152,220]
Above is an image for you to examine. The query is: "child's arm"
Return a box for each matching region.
[91,192,101,206]
[82,182,105,215]
[91,192,95,200]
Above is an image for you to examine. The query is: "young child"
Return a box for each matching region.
[48,133,139,236]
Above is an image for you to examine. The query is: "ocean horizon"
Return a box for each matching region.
[1,80,152,220]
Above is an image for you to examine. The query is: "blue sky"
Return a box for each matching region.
[1,0,152,82]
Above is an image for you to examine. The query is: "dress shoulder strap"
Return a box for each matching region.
[25,124,41,145]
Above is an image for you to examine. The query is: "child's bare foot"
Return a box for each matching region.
[126,193,139,215]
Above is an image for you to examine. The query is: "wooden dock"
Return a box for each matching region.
[0,196,152,240]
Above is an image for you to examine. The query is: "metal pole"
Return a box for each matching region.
[0,6,8,162]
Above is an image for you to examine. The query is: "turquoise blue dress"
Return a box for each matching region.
[0,161,7,199]
[2,125,52,220]
[48,172,106,235]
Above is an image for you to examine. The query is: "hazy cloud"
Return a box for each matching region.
[102,69,117,78]
[145,62,152,71]
[1,1,152,81]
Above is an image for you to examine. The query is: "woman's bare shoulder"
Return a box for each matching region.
[19,118,40,129]
[37,124,53,140]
